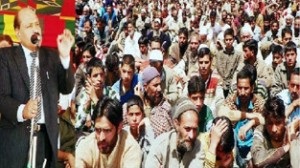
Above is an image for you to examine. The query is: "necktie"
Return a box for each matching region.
[30,52,41,122]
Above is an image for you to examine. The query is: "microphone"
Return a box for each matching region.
[30,32,41,46]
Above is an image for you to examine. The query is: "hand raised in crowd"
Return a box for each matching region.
[174,74,183,85]
[85,78,99,104]
[57,29,75,59]
[134,82,144,100]
[285,117,300,144]
[85,114,92,129]
[209,119,228,155]
[22,98,39,120]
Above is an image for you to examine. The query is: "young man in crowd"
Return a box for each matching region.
[75,58,118,133]
[191,47,224,116]
[218,67,265,167]
[124,95,155,167]
[187,76,214,132]
[251,97,300,167]
[232,39,274,99]
[76,98,142,167]
[112,54,141,105]
[216,28,243,98]
[277,68,300,122]
[264,44,284,70]
[272,41,300,97]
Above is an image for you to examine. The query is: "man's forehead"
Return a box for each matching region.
[149,76,161,84]
[237,78,251,85]
[290,74,300,82]
[91,67,104,74]
[19,8,37,18]
[18,9,39,24]
[179,111,198,124]
[190,92,205,98]
[95,116,114,128]
[128,105,142,111]
[121,64,134,71]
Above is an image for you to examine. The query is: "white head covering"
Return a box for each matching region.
[199,26,208,35]
[149,50,163,61]
[240,23,254,37]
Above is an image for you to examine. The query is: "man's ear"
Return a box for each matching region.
[117,122,123,134]
[15,29,20,39]
[173,119,179,130]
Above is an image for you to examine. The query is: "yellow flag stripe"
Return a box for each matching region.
[3,14,18,42]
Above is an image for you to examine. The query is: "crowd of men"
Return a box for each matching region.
[72,0,300,167]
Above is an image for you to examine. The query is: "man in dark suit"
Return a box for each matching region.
[0,7,75,168]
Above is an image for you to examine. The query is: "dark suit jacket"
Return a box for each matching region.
[0,46,74,168]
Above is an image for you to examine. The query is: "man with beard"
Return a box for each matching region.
[271,41,300,97]
[82,19,94,44]
[277,68,300,122]
[218,68,265,167]
[169,27,189,63]
[140,66,174,137]
[183,33,201,77]
[149,49,179,105]
[76,98,142,168]
[216,28,243,98]
[262,20,279,42]
[145,97,205,167]
[294,16,300,48]
[75,58,118,133]
[232,39,274,98]
[112,54,141,105]
[251,97,299,167]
